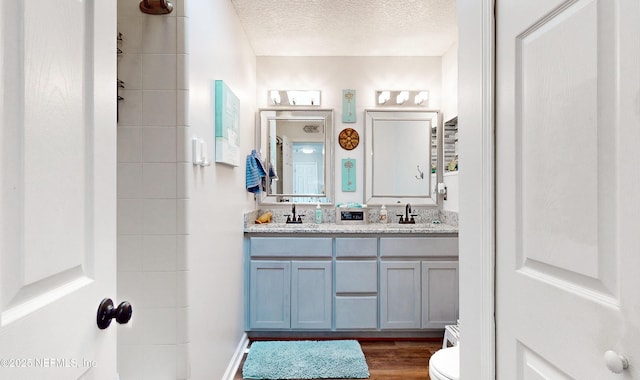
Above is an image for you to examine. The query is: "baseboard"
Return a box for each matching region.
[222,332,249,380]
[247,330,444,340]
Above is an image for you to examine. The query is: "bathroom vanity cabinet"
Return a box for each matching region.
[248,238,332,330]
[379,237,459,329]
[380,260,459,329]
[244,229,459,337]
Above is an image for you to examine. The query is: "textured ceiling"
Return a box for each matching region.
[230,0,457,56]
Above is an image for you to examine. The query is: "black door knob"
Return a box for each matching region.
[97,298,133,329]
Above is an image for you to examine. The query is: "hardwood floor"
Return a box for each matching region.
[233,339,443,380]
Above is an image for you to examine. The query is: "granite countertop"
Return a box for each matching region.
[244,222,458,234]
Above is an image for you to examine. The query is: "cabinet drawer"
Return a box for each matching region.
[335,296,377,329]
[380,237,458,257]
[250,237,332,257]
[335,238,377,257]
[335,261,377,293]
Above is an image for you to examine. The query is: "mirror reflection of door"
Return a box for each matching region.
[291,142,324,202]
[294,162,317,193]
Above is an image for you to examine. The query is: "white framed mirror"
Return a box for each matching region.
[257,109,334,204]
[364,110,442,206]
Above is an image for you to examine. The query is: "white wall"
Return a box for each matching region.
[116,0,189,378]
[458,0,495,378]
[443,172,459,212]
[188,0,257,379]
[441,42,459,212]
[441,42,459,123]
[257,56,442,205]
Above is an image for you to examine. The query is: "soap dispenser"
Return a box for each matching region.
[315,204,323,224]
[379,204,388,223]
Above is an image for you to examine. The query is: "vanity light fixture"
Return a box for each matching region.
[270,90,281,105]
[303,124,320,133]
[414,91,429,105]
[268,90,321,106]
[378,91,391,104]
[396,91,409,104]
[376,90,430,107]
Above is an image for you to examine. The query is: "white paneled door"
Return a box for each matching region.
[496,0,640,378]
[0,1,118,379]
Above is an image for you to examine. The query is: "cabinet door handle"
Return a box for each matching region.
[604,350,629,374]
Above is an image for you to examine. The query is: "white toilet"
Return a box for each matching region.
[429,345,459,380]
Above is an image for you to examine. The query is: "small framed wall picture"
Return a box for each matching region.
[338,127,359,151]
[214,80,240,166]
[342,89,356,123]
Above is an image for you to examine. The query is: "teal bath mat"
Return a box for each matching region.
[242,340,370,379]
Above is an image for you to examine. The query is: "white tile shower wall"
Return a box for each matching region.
[117,0,189,379]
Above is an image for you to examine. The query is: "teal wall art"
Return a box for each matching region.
[214,80,240,166]
[342,89,356,123]
[341,158,356,192]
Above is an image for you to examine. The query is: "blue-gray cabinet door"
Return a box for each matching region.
[380,261,421,329]
[421,261,459,328]
[249,261,291,329]
[335,296,378,329]
[291,261,332,329]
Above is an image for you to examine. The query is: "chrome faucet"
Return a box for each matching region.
[397,203,417,224]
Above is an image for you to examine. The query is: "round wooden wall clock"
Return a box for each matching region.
[338,128,360,150]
